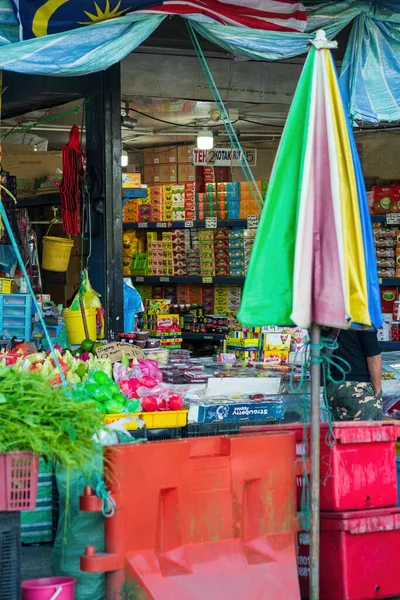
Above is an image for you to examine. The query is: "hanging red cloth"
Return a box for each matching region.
[60,124,84,236]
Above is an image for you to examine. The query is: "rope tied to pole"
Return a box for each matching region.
[290,333,351,530]
[94,478,116,518]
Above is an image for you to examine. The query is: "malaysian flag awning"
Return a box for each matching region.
[11,0,306,40]
[0,0,398,127]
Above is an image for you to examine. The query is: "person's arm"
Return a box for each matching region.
[367,354,382,396]
[361,331,382,396]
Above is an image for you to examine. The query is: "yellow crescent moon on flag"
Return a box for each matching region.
[32,0,70,38]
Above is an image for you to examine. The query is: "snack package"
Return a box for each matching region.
[374,187,391,214]
[380,287,398,313]
[391,185,400,213]
[396,249,400,278]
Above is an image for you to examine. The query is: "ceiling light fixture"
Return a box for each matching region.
[196,129,214,150]
[121,150,128,168]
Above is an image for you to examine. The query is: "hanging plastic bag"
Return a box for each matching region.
[71,268,104,338]
[123,278,144,332]
[0,244,17,274]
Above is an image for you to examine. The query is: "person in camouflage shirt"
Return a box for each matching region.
[326,329,382,421]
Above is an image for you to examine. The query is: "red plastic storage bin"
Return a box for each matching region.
[242,421,399,511]
[81,433,301,600]
[320,507,400,600]
[0,452,38,511]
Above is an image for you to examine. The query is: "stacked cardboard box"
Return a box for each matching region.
[123,199,138,223]
[171,185,185,221]
[122,172,141,189]
[144,146,178,184]
[198,230,215,276]
[226,182,240,219]
[214,228,230,276]
[186,229,201,276]
[147,240,164,276]
[161,184,172,221]
[144,146,197,185]
[228,229,246,277]
[169,230,187,276]
[149,185,163,221]
[184,182,196,220]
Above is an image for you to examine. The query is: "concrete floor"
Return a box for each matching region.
[21,544,53,581]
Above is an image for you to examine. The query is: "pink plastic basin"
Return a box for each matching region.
[22,577,76,600]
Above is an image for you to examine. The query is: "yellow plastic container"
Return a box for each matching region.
[396,441,400,457]
[0,278,12,294]
[42,223,74,272]
[63,308,97,345]
[104,410,188,431]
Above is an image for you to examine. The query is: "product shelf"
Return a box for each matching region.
[379,279,400,286]
[131,275,246,285]
[379,341,400,351]
[123,219,248,230]
[17,191,61,208]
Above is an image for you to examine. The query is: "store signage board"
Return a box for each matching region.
[247,215,259,229]
[386,214,400,225]
[95,342,144,363]
[193,148,257,167]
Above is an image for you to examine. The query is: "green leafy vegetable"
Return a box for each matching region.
[0,368,103,470]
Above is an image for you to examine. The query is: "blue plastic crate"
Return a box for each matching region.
[0,295,31,340]
[0,294,31,307]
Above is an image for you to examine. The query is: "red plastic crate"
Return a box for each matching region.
[81,434,301,600]
[242,421,399,511]
[0,452,38,511]
[320,507,400,600]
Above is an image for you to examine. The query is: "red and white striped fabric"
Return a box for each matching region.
[139,0,307,33]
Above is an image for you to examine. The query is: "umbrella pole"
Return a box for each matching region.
[309,322,321,599]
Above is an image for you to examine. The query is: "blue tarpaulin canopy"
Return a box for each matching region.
[0,0,399,122]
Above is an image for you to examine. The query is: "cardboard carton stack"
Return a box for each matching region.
[144,145,196,186]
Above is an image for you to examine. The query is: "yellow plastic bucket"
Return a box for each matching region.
[42,223,74,272]
[63,308,97,345]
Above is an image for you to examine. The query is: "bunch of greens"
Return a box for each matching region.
[0,368,103,469]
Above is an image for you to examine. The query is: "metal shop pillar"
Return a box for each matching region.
[85,64,123,340]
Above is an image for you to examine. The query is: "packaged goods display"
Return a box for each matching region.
[123,181,267,225]
[373,224,397,278]
[123,227,258,278]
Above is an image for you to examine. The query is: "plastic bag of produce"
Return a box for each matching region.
[70,268,104,338]
[52,457,105,600]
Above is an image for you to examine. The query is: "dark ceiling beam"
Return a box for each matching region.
[1,71,98,119]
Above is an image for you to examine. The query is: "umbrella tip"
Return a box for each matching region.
[312,29,338,50]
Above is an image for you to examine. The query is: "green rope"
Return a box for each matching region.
[0,99,89,140]
[187,22,264,211]
[94,478,116,518]
[290,335,351,531]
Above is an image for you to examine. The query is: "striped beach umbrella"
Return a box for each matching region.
[237,30,383,599]
[237,32,382,333]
